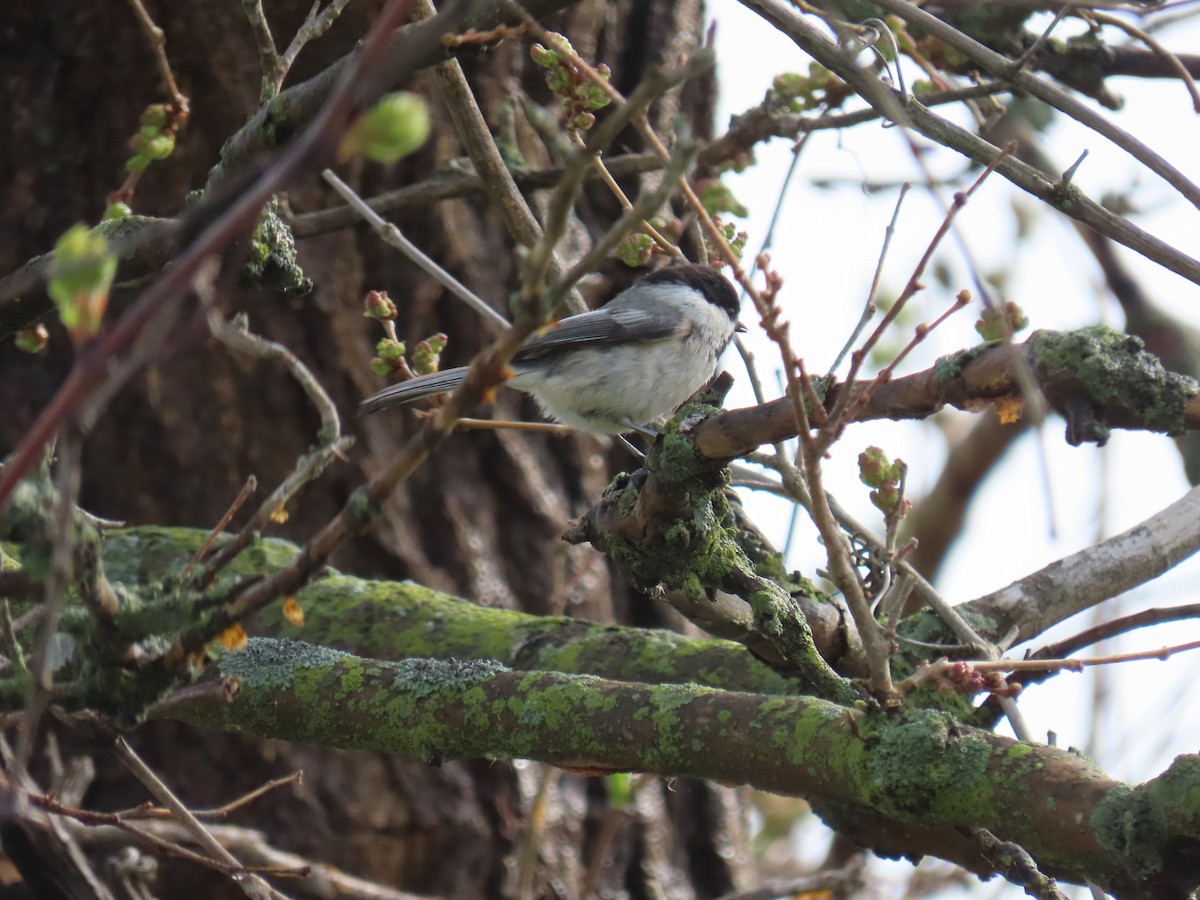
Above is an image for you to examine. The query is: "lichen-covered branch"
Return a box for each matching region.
[695,327,1200,460]
[162,636,1200,897]
[81,526,808,698]
[563,401,858,703]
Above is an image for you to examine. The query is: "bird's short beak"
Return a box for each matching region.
[735,321,747,333]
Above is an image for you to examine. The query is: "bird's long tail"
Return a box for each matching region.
[358,366,469,416]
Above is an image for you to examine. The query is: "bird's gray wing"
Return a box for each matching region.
[513,307,679,363]
[358,366,469,415]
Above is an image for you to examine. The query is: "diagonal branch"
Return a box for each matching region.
[863,0,1200,211]
[737,0,1200,288]
[965,484,1200,648]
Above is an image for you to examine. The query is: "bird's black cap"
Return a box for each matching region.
[638,263,741,322]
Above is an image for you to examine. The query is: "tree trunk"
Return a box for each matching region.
[0,0,753,896]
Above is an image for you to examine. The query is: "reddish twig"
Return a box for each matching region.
[110,771,304,821]
[178,475,257,582]
[1034,603,1200,661]
[33,794,307,878]
[821,145,1011,445]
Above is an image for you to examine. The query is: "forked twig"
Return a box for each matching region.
[115,738,293,899]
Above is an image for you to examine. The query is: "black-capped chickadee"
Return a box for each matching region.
[359,263,743,435]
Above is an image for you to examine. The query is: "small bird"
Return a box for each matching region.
[359,263,742,435]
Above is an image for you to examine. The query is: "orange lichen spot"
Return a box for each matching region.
[282,596,305,626]
[218,623,248,651]
[994,395,1023,425]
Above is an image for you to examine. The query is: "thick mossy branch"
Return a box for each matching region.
[565,401,856,701]
[18,526,801,701]
[161,636,1200,897]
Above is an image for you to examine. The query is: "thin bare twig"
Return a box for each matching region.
[969,638,1200,674]
[828,182,910,376]
[244,0,355,102]
[452,416,571,434]
[1083,9,1200,113]
[112,772,304,821]
[72,817,427,900]
[198,313,353,587]
[278,1,356,92]
[321,170,511,331]
[179,475,258,582]
[1034,602,1200,660]
[240,0,282,100]
[1011,7,1070,75]
[127,0,186,104]
[35,793,305,878]
[115,737,292,899]
[15,439,81,779]
[412,0,584,311]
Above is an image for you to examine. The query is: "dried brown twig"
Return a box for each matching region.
[1081,9,1200,112]
[115,737,293,898]
[127,0,186,106]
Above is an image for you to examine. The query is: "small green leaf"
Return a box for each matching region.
[375,338,406,361]
[103,202,132,221]
[411,332,447,375]
[363,289,397,320]
[975,301,1029,345]
[698,180,749,218]
[340,92,431,165]
[616,233,655,267]
[48,223,116,342]
[530,43,559,68]
[605,772,632,808]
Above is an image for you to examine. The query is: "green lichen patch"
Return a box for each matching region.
[934,345,986,382]
[590,472,748,602]
[1091,784,1167,876]
[858,708,994,821]
[1093,754,1200,878]
[392,656,510,697]
[1029,327,1198,443]
[245,197,311,294]
[218,636,348,691]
